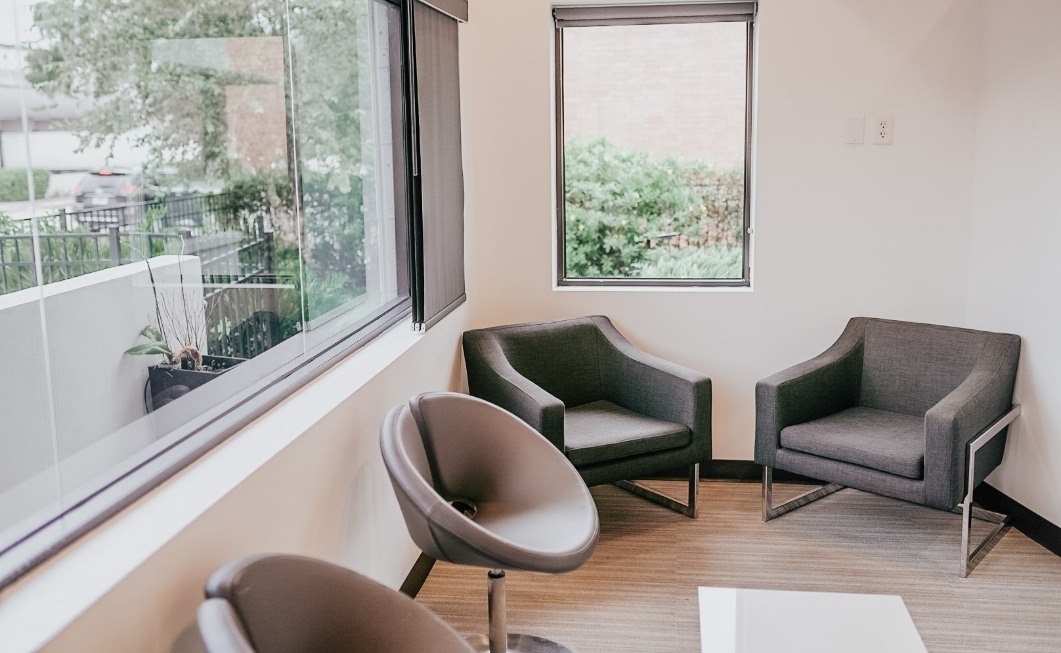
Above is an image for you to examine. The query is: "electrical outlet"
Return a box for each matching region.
[874,116,894,145]
[844,116,865,144]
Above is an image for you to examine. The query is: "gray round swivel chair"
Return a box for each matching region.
[380,392,600,653]
[197,553,474,653]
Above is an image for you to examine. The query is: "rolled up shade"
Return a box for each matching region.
[409,0,466,330]
[553,2,756,27]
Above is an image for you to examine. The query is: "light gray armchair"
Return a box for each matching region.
[755,317,1021,576]
[463,316,711,518]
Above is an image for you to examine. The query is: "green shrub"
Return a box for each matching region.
[563,137,744,279]
[0,168,50,202]
[633,245,743,280]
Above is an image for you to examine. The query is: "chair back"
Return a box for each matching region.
[380,392,598,570]
[198,554,472,653]
[858,318,1019,416]
[470,318,605,407]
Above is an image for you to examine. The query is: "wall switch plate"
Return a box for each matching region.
[874,116,894,145]
[844,116,865,144]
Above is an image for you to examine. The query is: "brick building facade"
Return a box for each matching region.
[563,21,747,168]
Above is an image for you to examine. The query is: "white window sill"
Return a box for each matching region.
[0,319,424,653]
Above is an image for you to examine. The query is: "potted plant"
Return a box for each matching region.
[126,326,245,411]
[125,254,245,411]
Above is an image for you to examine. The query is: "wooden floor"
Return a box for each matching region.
[417,481,1061,653]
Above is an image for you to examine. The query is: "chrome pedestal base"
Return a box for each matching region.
[761,465,842,521]
[473,569,574,653]
[466,634,572,653]
[613,463,699,518]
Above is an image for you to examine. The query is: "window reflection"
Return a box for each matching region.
[0,0,406,549]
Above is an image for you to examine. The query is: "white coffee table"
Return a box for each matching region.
[699,587,927,653]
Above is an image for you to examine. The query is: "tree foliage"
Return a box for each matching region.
[26,0,275,179]
[26,0,376,189]
[563,137,745,279]
[27,0,384,307]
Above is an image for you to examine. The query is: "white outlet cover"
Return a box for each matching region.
[874,116,894,145]
[844,116,865,144]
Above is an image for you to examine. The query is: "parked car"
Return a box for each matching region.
[73,169,159,210]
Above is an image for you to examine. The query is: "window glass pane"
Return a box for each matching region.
[0,0,65,551]
[289,0,406,346]
[561,21,748,282]
[0,0,406,560]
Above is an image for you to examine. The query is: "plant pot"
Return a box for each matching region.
[146,355,246,412]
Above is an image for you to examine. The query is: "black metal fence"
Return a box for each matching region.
[0,228,183,293]
[58,191,241,232]
[0,193,286,360]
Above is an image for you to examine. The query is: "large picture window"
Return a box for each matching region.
[0,0,433,586]
[554,3,755,287]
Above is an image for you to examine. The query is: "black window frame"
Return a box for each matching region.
[0,0,423,591]
[553,6,756,288]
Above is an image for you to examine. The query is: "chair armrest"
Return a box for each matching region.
[592,316,712,462]
[924,333,1021,509]
[754,318,866,467]
[462,331,566,450]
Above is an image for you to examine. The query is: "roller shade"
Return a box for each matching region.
[420,0,468,22]
[553,2,756,27]
[409,0,466,330]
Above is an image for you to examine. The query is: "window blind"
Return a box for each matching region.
[553,2,756,27]
[408,0,467,330]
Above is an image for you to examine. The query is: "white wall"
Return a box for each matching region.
[967,0,1061,525]
[463,0,982,460]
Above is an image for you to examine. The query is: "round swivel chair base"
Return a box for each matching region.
[466,633,573,653]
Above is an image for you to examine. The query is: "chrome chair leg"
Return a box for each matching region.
[956,405,1020,577]
[613,463,699,518]
[958,500,1009,578]
[761,465,842,521]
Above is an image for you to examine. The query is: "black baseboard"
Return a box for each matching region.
[974,483,1061,557]
[653,459,815,483]
[701,459,816,484]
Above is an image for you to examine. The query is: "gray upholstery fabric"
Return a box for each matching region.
[380,392,599,572]
[565,400,690,466]
[495,321,603,408]
[200,554,473,653]
[774,448,926,506]
[756,317,1021,511]
[860,320,986,416]
[924,332,1021,508]
[781,407,924,479]
[463,316,711,485]
[755,318,866,468]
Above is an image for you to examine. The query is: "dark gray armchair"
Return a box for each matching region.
[463,315,711,518]
[755,317,1021,576]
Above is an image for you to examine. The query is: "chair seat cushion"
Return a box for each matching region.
[564,400,691,466]
[780,407,925,479]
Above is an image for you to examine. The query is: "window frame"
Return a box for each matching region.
[553,11,755,288]
[0,0,419,590]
